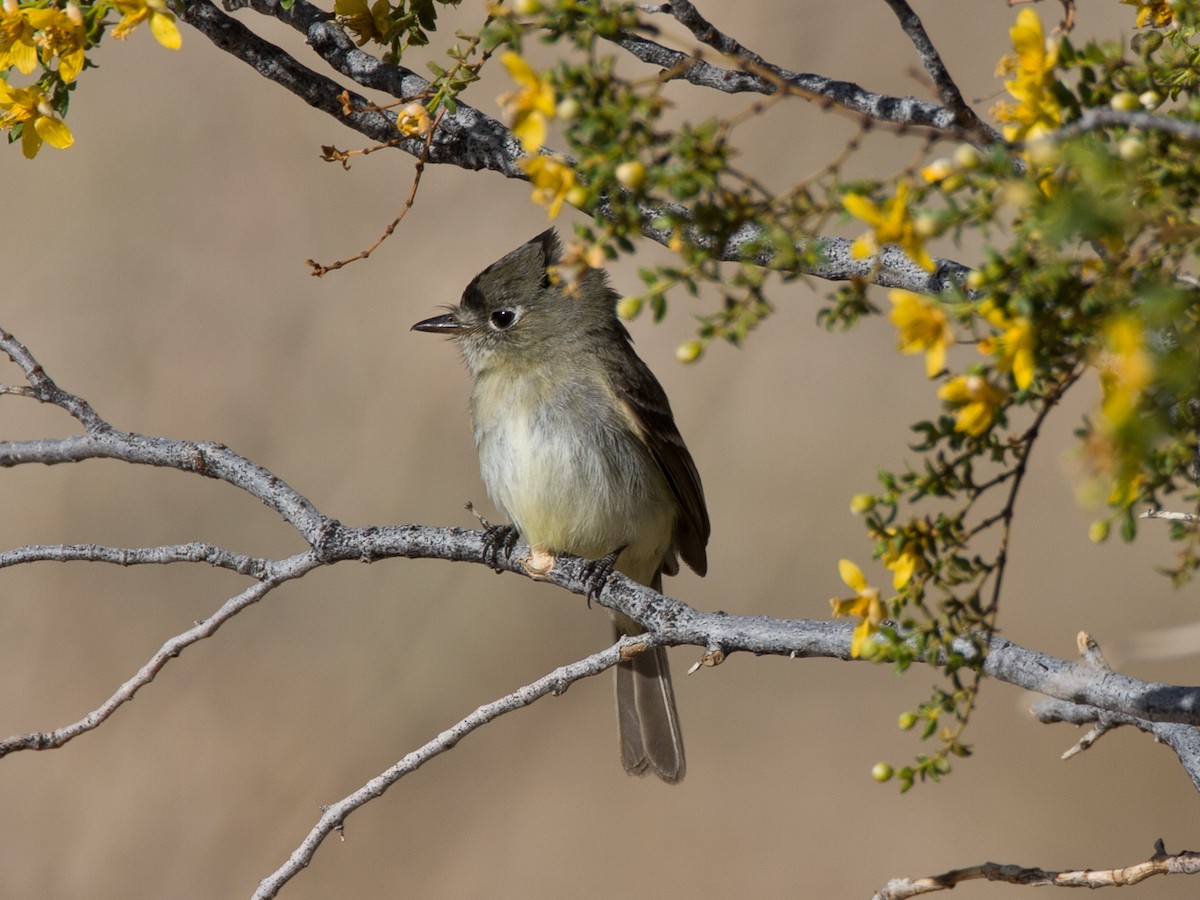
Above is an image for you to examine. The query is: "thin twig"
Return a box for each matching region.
[874,846,1200,899]
[307,108,446,276]
[251,638,634,898]
[0,553,318,757]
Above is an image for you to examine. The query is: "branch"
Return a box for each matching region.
[874,844,1200,899]
[251,638,636,899]
[1044,108,1200,143]
[0,552,317,756]
[880,0,996,144]
[171,0,974,294]
[611,30,991,138]
[0,541,271,578]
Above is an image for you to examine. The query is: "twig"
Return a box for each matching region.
[880,0,995,144]
[251,638,633,898]
[0,541,271,579]
[1141,508,1198,522]
[1043,108,1200,143]
[0,553,318,757]
[307,108,445,276]
[874,845,1200,899]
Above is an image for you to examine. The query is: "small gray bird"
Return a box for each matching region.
[413,230,709,783]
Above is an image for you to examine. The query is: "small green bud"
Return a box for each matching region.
[1110,91,1140,112]
[953,144,982,170]
[849,493,875,515]
[965,269,987,291]
[675,340,703,364]
[565,185,589,208]
[913,213,938,239]
[615,160,646,191]
[897,712,918,730]
[556,97,581,121]
[513,0,542,15]
[1024,138,1059,167]
[1116,136,1146,161]
[871,762,894,782]
[1088,519,1110,543]
[615,297,642,320]
[1139,90,1163,110]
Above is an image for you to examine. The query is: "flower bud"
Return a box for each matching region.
[953,144,982,170]
[675,340,703,364]
[1110,91,1140,112]
[616,297,642,320]
[1116,136,1146,161]
[555,97,581,121]
[1139,90,1162,110]
[849,493,875,515]
[615,160,646,190]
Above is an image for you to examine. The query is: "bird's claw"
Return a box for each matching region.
[482,524,520,573]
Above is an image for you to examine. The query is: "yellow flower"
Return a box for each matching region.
[1096,315,1152,429]
[888,289,953,378]
[977,300,1035,390]
[111,0,181,49]
[25,7,86,83]
[0,81,73,158]
[881,530,927,590]
[1,3,40,75]
[830,559,885,658]
[844,180,935,272]
[920,158,954,184]
[334,0,391,46]
[1120,0,1174,27]
[521,153,575,218]
[499,51,555,153]
[937,374,1008,437]
[396,100,431,137]
[991,9,1061,142]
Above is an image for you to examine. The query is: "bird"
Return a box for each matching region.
[412,229,709,783]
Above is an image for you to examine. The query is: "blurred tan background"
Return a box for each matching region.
[3,1,1198,897]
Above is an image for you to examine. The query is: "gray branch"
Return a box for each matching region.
[880,0,998,144]
[1045,108,1200,143]
[0,541,271,578]
[1033,698,1200,793]
[170,0,975,294]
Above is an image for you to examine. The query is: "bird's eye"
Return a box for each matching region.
[490,309,518,330]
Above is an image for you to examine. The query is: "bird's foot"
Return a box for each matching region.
[581,546,626,604]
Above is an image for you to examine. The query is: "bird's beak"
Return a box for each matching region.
[411,313,468,334]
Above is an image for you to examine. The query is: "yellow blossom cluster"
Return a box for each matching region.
[1,0,180,157]
[333,0,390,46]
[991,9,1061,142]
[885,289,1032,437]
[497,51,577,219]
[1120,0,1174,28]
[0,80,71,157]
